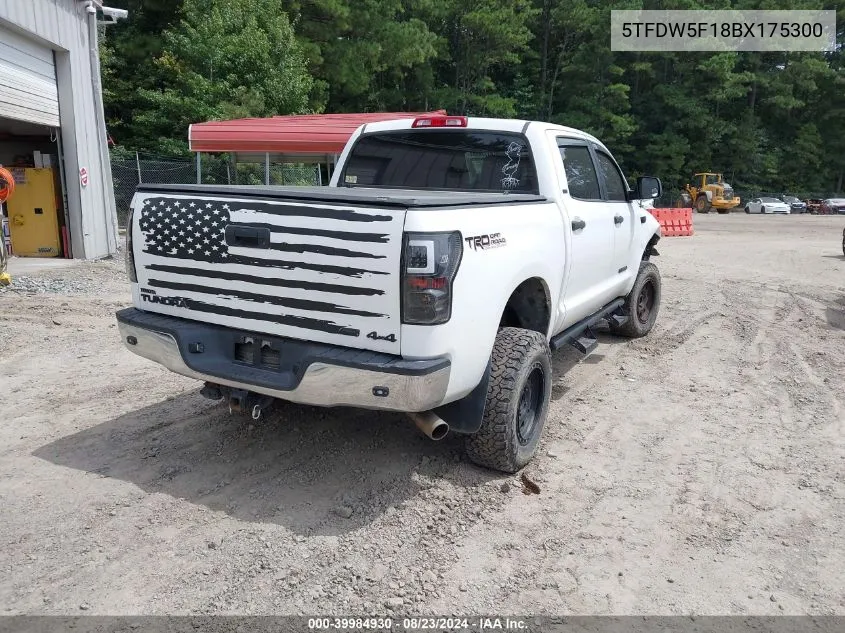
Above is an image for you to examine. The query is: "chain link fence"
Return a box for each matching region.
[111,153,321,227]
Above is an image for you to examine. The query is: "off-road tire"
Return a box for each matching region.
[464,327,552,473]
[612,261,661,338]
[695,196,711,214]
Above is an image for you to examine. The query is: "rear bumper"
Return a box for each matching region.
[116,308,451,412]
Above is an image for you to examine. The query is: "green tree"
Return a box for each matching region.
[424,0,538,116]
[107,0,312,154]
[100,0,184,148]
[281,0,440,112]
[98,0,845,194]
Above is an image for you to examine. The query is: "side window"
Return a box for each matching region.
[595,151,628,202]
[559,145,600,200]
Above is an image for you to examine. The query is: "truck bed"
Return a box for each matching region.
[135,184,547,209]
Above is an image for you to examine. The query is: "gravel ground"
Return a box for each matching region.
[0,214,843,616]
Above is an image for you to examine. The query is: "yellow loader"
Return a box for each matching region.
[680,173,741,214]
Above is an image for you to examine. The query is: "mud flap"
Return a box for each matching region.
[432,358,492,434]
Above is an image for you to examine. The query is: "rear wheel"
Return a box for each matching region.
[761,206,767,214]
[612,261,662,338]
[695,196,711,214]
[745,206,750,214]
[464,327,552,473]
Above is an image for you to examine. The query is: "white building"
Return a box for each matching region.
[0,0,120,259]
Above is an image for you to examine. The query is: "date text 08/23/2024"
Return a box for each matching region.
[307,617,529,630]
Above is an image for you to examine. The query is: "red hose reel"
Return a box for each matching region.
[0,166,15,203]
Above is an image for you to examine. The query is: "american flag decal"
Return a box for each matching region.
[135,195,404,348]
[140,197,231,262]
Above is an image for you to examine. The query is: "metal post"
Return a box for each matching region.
[85,5,118,254]
[265,152,270,185]
[231,153,237,185]
[318,162,323,186]
[55,127,72,257]
[196,152,201,184]
[135,151,142,184]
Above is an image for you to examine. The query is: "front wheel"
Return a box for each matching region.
[612,261,662,338]
[464,328,552,473]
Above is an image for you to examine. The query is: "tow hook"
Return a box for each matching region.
[250,395,275,420]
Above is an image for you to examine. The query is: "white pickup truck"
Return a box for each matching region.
[117,115,663,472]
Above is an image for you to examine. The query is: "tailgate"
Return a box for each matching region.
[130,191,405,354]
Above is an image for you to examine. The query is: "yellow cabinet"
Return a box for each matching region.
[6,168,61,257]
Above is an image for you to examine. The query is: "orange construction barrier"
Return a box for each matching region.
[647,207,693,237]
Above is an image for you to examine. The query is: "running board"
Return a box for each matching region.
[571,327,598,355]
[605,313,628,328]
[549,298,625,353]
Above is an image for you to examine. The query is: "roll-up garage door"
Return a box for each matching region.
[0,23,59,128]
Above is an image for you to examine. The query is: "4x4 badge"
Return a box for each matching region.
[367,331,397,342]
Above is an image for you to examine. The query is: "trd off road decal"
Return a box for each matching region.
[465,233,507,251]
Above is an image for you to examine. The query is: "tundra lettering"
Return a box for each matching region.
[139,294,187,308]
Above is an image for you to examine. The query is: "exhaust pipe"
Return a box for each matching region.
[409,411,449,441]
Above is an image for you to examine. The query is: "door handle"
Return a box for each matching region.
[225,225,270,249]
[571,218,586,231]
[614,215,624,225]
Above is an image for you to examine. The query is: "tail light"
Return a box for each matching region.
[125,204,137,282]
[402,232,462,325]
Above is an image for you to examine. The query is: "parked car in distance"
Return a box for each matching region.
[820,198,845,214]
[805,198,824,214]
[781,195,807,214]
[744,197,791,214]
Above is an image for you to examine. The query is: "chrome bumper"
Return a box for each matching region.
[117,320,451,412]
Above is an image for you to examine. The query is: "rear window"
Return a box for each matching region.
[341,130,539,194]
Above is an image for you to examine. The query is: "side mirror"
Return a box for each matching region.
[630,176,662,201]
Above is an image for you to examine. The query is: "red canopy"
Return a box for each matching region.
[189,111,446,155]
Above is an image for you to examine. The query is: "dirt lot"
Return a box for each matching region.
[1,214,843,616]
